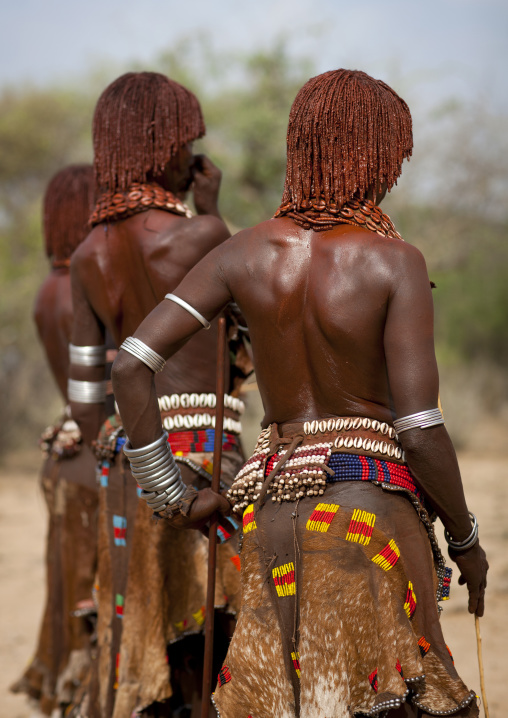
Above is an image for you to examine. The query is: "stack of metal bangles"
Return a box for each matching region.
[123,431,186,511]
[444,512,479,551]
[393,408,444,433]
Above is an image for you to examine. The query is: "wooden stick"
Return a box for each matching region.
[201,317,227,718]
[475,615,490,718]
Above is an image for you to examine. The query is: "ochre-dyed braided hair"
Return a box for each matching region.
[43,164,95,262]
[278,69,413,214]
[93,72,205,194]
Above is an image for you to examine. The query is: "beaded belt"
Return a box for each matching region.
[227,416,408,513]
[159,393,244,435]
[158,392,245,413]
[167,429,240,454]
[40,417,82,460]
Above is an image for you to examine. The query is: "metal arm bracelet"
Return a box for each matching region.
[69,344,107,367]
[123,431,186,510]
[164,293,211,330]
[68,379,107,403]
[393,408,444,434]
[120,337,166,373]
[444,512,479,552]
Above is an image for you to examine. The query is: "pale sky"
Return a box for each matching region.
[1,0,507,109]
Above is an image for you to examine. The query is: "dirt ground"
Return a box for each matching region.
[0,446,506,718]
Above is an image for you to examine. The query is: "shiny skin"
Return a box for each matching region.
[113,207,488,617]
[34,267,73,400]
[69,153,230,445]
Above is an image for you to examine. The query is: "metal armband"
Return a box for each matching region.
[164,293,211,330]
[69,344,107,367]
[120,337,165,373]
[393,408,444,434]
[67,379,107,403]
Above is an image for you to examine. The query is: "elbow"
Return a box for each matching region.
[398,424,452,462]
[112,350,141,394]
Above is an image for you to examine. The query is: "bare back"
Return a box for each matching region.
[151,215,438,428]
[72,209,230,395]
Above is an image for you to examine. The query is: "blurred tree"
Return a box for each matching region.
[0,87,94,454]
[158,37,313,227]
[0,43,507,455]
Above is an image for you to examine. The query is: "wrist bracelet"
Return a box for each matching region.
[444,512,479,551]
[123,431,186,511]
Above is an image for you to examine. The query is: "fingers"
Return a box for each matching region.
[476,591,485,617]
[192,154,220,179]
[467,585,480,614]
[467,579,487,616]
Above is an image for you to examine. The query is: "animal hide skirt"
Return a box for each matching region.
[214,423,478,718]
[89,415,245,718]
[11,442,98,715]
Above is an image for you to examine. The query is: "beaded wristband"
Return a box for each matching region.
[444,512,479,551]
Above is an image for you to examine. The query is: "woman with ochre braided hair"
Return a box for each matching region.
[69,72,249,718]
[11,165,101,716]
[112,70,487,717]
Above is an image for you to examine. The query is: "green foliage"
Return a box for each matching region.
[388,203,508,368]
[158,38,313,227]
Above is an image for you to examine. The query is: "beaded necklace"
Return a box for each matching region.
[274,196,402,239]
[90,182,193,227]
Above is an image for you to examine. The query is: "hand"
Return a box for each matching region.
[167,487,231,530]
[448,541,488,616]
[191,154,222,217]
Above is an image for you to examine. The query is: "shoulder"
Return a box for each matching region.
[350,227,429,281]
[221,218,284,251]
[70,227,105,279]
[380,236,429,286]
[184,213,231,249]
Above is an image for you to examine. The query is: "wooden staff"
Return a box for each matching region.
[475,615,490,718]
[201,317,227,718]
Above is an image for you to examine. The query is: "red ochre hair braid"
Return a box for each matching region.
[277,69,413,215]
[43,164,95,262]
[93,72,205,195]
